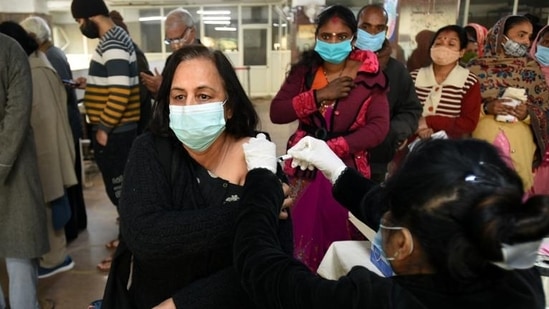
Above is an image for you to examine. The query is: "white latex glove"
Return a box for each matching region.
[287,136,347,184]
[242,133,277,174]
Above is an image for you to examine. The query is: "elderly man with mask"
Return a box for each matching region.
[355,4,422,182]
[140,8,201,96]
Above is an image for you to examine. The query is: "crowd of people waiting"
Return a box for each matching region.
[1,0,549,308]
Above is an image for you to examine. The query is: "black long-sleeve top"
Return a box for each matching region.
[118,132,255,308]
[234,168,545,309]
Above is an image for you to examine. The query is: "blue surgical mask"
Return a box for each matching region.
[535,45,549,66]
[370,223,413,277]
[501,36,528,57]
[355,29,386,52]
[314,38,353,64]
[169,101,226,152]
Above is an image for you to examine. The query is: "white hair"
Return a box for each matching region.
[20,16,51,44]
[166,8,194,28]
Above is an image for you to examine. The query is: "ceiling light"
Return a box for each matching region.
[202,16,231,20]
[138,16,165,22]
[215,26,237,32]
[197,10,231,15]
[204,21,231,25]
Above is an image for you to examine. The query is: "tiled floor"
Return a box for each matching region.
[0,98,296,309]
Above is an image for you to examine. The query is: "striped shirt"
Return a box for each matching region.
[411,65,478,117]
[84,26,140,132]
[411,64,481,138]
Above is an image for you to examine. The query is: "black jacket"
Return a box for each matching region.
[369,57,422,179]
[234,168,545,309]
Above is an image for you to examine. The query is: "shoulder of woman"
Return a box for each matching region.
[350,49,380,74]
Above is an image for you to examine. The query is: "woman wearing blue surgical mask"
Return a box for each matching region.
[528,25,549,195]
[270,4,389,272]
[101,45,292,309]
[467,16,549,193]
[235,136,549,309]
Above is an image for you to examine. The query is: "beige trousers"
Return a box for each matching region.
[40,204,67,268]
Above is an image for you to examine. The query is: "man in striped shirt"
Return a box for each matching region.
[71,0,140,207]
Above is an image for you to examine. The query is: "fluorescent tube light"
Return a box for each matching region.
[197,10,231,15]
[202,16,231,20]
[138,16,165,22]
[204,21,231,25]
[215,26,237,31]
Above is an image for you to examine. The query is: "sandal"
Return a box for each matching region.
[105,239,119,249]
[97,256,112,272]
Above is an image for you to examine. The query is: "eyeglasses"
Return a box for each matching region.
[164,27,190,46]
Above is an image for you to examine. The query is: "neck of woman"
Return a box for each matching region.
[186,132,233,173]
[323,60,347,75]
[432,62,457,84]
[323,60,348,82]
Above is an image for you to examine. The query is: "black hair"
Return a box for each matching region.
[289,5,357,75]
[357,3,389,25]
[464,25,477,42]
[0,21,39,55]
[430,24,468,50]
[540,26,549,39]
[149,45,258,138]
[503,16,531,36]
[383,139,549,281]
[524,13,543,39]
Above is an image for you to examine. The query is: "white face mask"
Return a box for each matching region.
[492,240,542,270]
[169,101,226,152]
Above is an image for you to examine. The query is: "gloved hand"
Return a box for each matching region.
[243,133,277,174]
[287,136,347,184]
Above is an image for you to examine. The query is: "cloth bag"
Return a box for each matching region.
[50,194,71,230]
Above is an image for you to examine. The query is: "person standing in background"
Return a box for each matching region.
[71,0,140,271]
[411,25,481,140]
[355,4,422,182]
[529,24,549,195]
[20,15,88,243]
[0,33,50,308]
[406,29,435,72]
[140,8,201,97]
[109,10,153,134]
[462,23,488,64]
[0,21,77,280]
[467,15,548,192]
[270,5,389,272]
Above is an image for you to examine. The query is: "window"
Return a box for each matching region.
[242,6,269,24]
[202,6,238,51]
[244,29,267,65]
[272,5,290,50]
[138,8,162,52]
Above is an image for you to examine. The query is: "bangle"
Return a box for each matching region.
[483,103,489,115]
